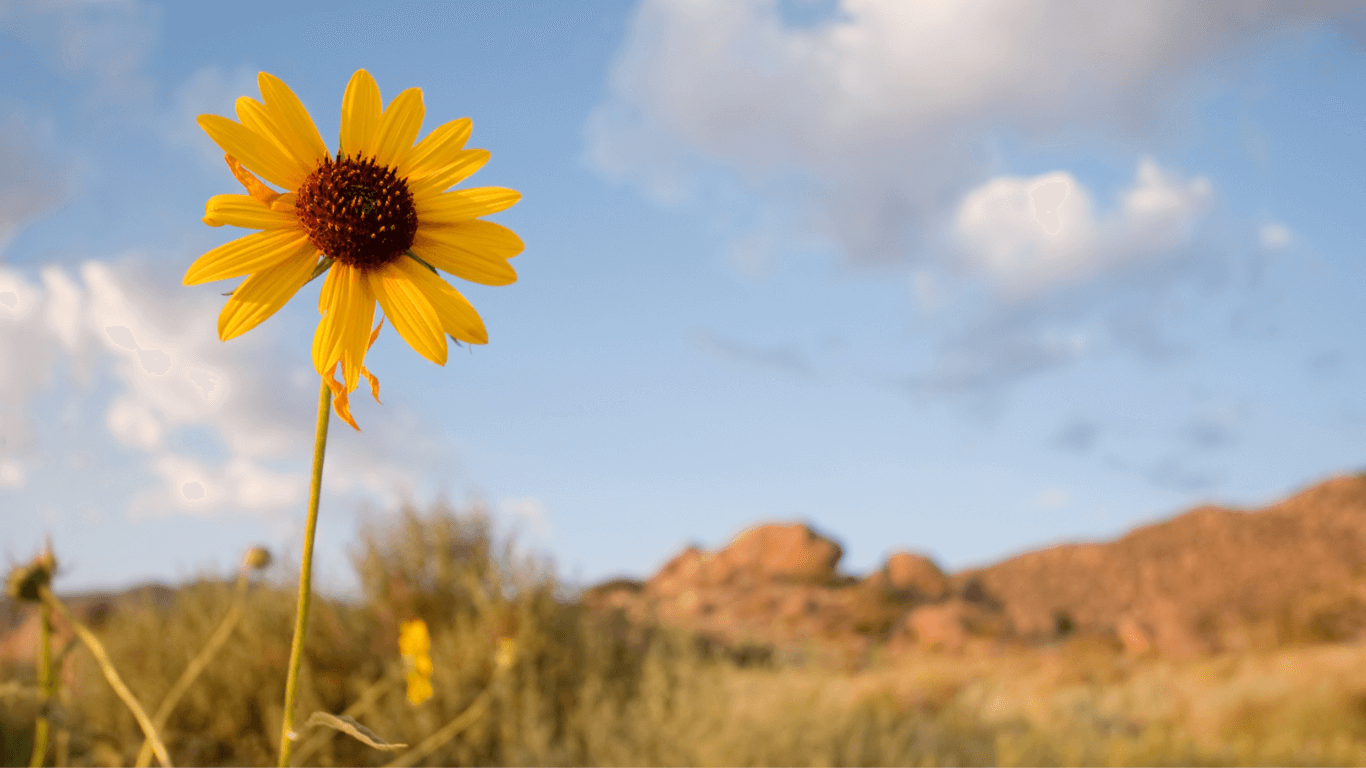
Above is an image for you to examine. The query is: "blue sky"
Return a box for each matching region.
[3,0,1365,599]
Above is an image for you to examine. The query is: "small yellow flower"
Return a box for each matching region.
[398,619,433,705]
[185,70,523,430]
[494,637,517,671]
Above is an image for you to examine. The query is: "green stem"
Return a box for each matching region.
[28,600,51,767]
[278,377,332,768]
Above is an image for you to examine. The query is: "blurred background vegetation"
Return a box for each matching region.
[7,502,1366,766]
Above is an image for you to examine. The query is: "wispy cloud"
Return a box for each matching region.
[165,66,261,172]
[692,329,816,378]
[1051,418,1100,454]
[0,113,76,255]
[1258,222,1292,250]
[1,0,163,111]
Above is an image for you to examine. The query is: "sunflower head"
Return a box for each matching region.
[186,69,523,430]
[295,153,419,270]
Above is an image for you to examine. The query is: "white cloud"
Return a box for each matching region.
[0,459,24,489]
[498,496,553,541]
[106,394,163,450]
[952,157,1212,299]
[1032,488,1070,510]
[589,0,1355,265]
[0,257,456,524]
[1259,222,1292,250]
[0,269,61,452]
[131,453,310,519]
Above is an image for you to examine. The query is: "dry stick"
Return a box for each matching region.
[133,574,249,768]
[38,586,173,768]
[382,690,492,768]
[289,665,401,767]
[27,600,52,767]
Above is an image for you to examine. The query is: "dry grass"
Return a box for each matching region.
[6,501,1366,766]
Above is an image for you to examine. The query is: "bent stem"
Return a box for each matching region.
[37,586,172,767]
[134,571,252,768]
[27,600,52,767]
[278,378,333,768]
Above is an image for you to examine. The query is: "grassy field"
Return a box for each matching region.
[6,502,1366,766]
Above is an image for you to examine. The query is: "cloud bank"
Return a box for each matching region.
[0,256,456,524]
[589,0,1352,265]
[589,0,1357,396]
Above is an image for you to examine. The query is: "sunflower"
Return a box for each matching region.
[185,69,522,430]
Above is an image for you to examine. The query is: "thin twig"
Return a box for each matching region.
[382,690,492,768]
[38,586,173,768]
[133,574,249,768]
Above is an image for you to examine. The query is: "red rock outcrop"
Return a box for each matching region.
[583,474,1366,663]
[583,522,965,667]
[961,474,1366,657]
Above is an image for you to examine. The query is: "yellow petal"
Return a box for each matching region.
[270,192,297,213]
[394,255,488,344]
[312,264,376,389]
[313,268,346,368]
[203,194,299,229]
[184,228,312,286]
[234,97,310,182]
[414,187,521,225]
[373,87,424,169]
[406,673,433,705]
[224,154,282,207]
[399,620,430,655]
[324,365,362,431]
[217,243,319,340]
[398,117,472,179]
[198,114,306,190]
[370,262,447,365]
[258,72,330,168]
[411,221,521,286]
[408,149,490,195]
[362,365,381,404]
[340,69,382,159]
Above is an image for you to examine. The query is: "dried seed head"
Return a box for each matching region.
[6,544,56,602]
[241,546,272,571]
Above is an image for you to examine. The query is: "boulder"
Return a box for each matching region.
[897,597,1009,653]
[880,551,950,600]
[710,523,844,586]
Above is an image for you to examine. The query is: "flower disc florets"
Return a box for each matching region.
[295,153,419,271]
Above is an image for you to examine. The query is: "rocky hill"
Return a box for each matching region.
[581,473,1366,664]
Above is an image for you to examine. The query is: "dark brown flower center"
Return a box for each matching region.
[295,153,418,271]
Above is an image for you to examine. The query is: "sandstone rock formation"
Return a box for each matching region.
[867,551,950,600]
[582,522,965,668]
[583,474,1366,664]
[961,474,1366,657]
